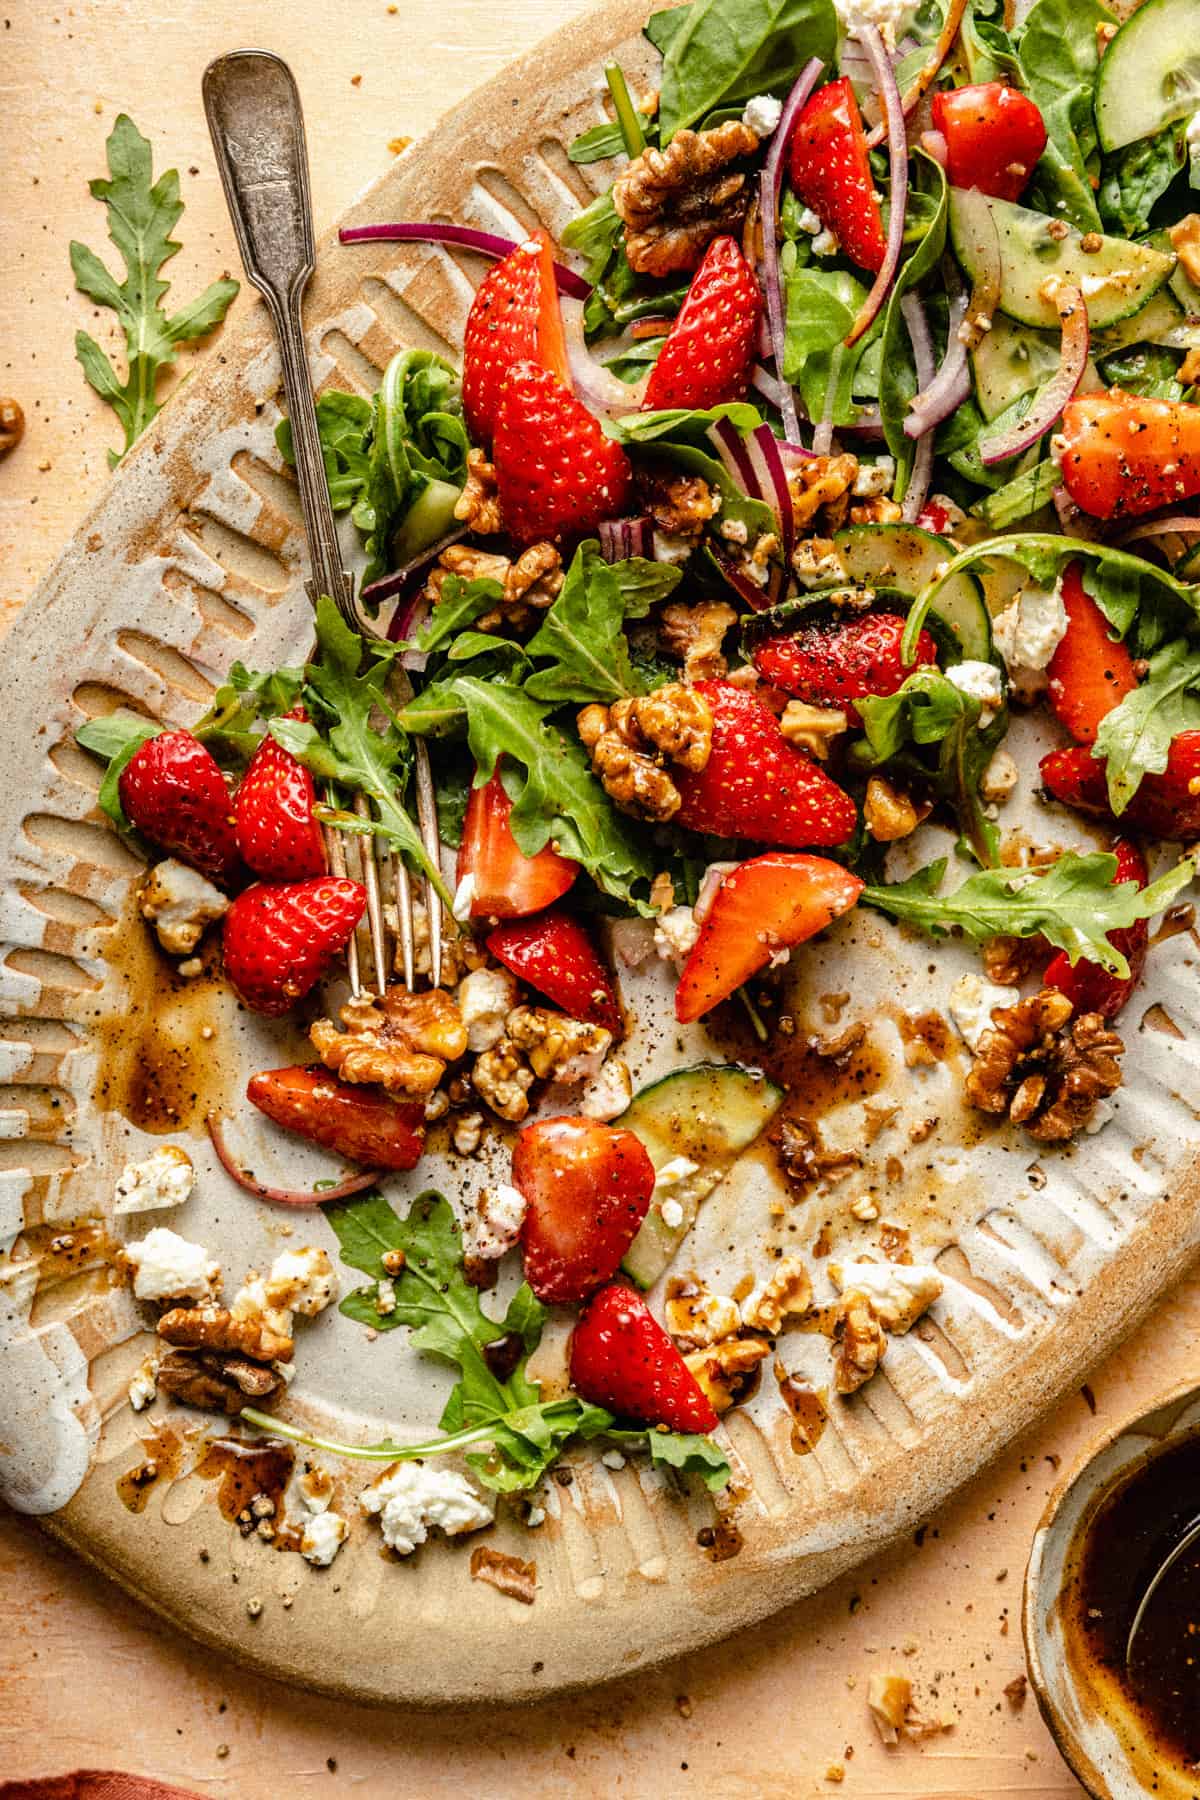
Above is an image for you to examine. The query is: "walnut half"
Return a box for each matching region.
[965,988,1124,1142]
[613,121,761,276]
[578,686,713,822]
[156,1348,285,1415]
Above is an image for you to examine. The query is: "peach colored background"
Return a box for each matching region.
[1,1,1196,1791]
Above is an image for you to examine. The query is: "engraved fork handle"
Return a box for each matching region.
[202,50,358,634]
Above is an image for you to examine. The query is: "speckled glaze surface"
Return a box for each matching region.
[1024,1382,1200,1800]
[2,0,1200,1707]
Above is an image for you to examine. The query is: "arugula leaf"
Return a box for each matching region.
[70,115,239,464]
[570,113,656,164]
[1093,637,1200,811]
[270,595,448,898]
[658,0,837,141]
[961,0,1023,86]
[863,851,1197,976]
[416,575,505,655]
[610,400,763,444]
[190,662,305,760]
[524,542,681,704]
[401,674,655,908]
[1015,0,1110,233]
[320,1190,732,1495]
[75,709,162,830]
[276,391,373,512]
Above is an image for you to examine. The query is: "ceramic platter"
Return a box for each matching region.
[4,0,1200,1708]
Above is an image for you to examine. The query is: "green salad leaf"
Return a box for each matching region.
[657,0,837,141]
[75,710,163,831]
[416,576,505,656]
[524,541,681,705]
[877,151,948,493]
[863,851,1196,976]
[352,350,468,584]
[71,115,239,464]
[313,1190,732,1495]
[276,391,373,512]
[1100,124,1187,237]
[1015,0,1111,233]
[1093,637,1200,811]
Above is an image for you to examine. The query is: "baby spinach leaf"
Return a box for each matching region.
[70,114,239,463]
[1016,0,1111,233]
[863,850,1196,975]
[658,0,837,141]
[1100,124,1188,236]
[570,112,656,164]
[972,459,1061,529]
[1093,637,1200,811]
[75,710,163,830]
[611,399,763,443]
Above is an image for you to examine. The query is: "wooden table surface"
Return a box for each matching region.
[1,2,1195,1792]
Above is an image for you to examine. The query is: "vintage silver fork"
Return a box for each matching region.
[202,48,444,993]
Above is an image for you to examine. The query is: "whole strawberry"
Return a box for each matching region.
[223,876,366,1015]
[235,708,327,881]
[494,361,633,545]
[119,729,240,887]
[642,236,762,412]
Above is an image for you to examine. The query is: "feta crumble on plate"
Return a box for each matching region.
[360,1462,494,1556]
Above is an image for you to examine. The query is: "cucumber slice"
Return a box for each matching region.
[834,523,993,660]
[619,1063,783,1290]
[950,188,1175,331]
[972,292,1196,420]
[391,478,462,564]
[1095,0,1200,151]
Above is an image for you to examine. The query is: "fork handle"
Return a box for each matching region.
[202,49,354,623]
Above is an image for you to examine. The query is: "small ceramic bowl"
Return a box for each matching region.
[1024,1380,1200,1800]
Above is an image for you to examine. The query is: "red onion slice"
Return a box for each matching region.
[904,263,971,438]
[1053,484,1107,541]
[339,221,591,298]
[978,284,1088,465]
[598,516,654,561]
[846,26,908,349]
[864,0,970,150]
[709,541,783,611]
[759,58,826,447]
[563,300,649,415]
[1115,514,1200,546]
[207,1114,383,1206]
[899,293,936,523]
[709,415,759,493]
[364,525,468,612]
[747,422,798,563]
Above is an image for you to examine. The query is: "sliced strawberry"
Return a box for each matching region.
[1040,735,1200,839]
[119,729,240,887]
[493,361,633,545]
[487,908,620,1031]
[457,768,578,919]
[461,230,571,445]
[513,1116,654,1304]
[752,612,939,725]
[247,1065,425,1170]
[1043,840,1148,1020]
[788,77,887,274]
[223,876,366,1015]
[1059,390,1200,520]
[569,1282,719,1433]
[674,680,858,847]
[930,82,1047,202]
[641,236,761,413]
[1046,563,1138,746]
[234,708,327,881]
[675,852,864,1022]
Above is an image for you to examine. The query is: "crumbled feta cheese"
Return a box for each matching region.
[114,1145,195,1215]
[375,1278,397,1317]
[451,874,476,924]
[992,581,1069,698]
[457,967,519,1052]
[852,457,896,499]
[654,905,700,963]
[793,541,848,588]
[980,748,1019,805]
[665,1281,742,1348]
[301,1508,349,1567]
[1086,1097,1115,1135]
[948,971,1020,1050]
[1188,111,1200,147]
[831,0,917,49]
[526,1504,546,1528]
[718,517,749,544]
[652,530,695,566]
[124,1228,221,1303]
[829,1259,943,1332]
[139,859,229,956]
[601,1448,627,1470]
[128,1359,158,1412]
[462,1182,527,1262]
[579,1057,634,1121]
[360,1461,493,1556]
[796,205,823,235]
[267,1246,338,1318]
[743,92,783,136]
[655,1155,700,1189]
[231,1274,293,1340]
[946,659,1004,727]
[660,1197,686,1230]
[811,228,840,257]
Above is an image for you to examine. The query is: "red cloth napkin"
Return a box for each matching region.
[1,1777,204,1800]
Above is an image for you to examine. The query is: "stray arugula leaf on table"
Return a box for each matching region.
[289,1190,733,1496]
[1094,637,1200,812]
[71,114,239,464]
[863,851,1196,976]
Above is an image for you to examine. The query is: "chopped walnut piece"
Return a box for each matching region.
[311,986,467,1101]
[578,685,713,821]
[635,464,721,539]
[849,495,903,527]
[742,1256,813,1335]
[776,1117,864,1192]
[424,538,563,633]
[780,699,848,760]
[1170,215,1200,289]
[156,1349,284,1414]
[469,1545,537,1604]
[614,121,761,275]
[684,1334,770,1413]
[505,1006,613,1083]
[1004,1674,1028,1709]
[831,1292,887,1393]
[157,1304,294,1364]
[659,599,737,682]
[665,1280,743,1349]
[788,454,859,532]
[965,989,1124,1142]
[868,1672,912,1745]
[453,447,503,534]
[864,775,927,842]
[472,1038,535,1122]
[983,934,1044,986]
